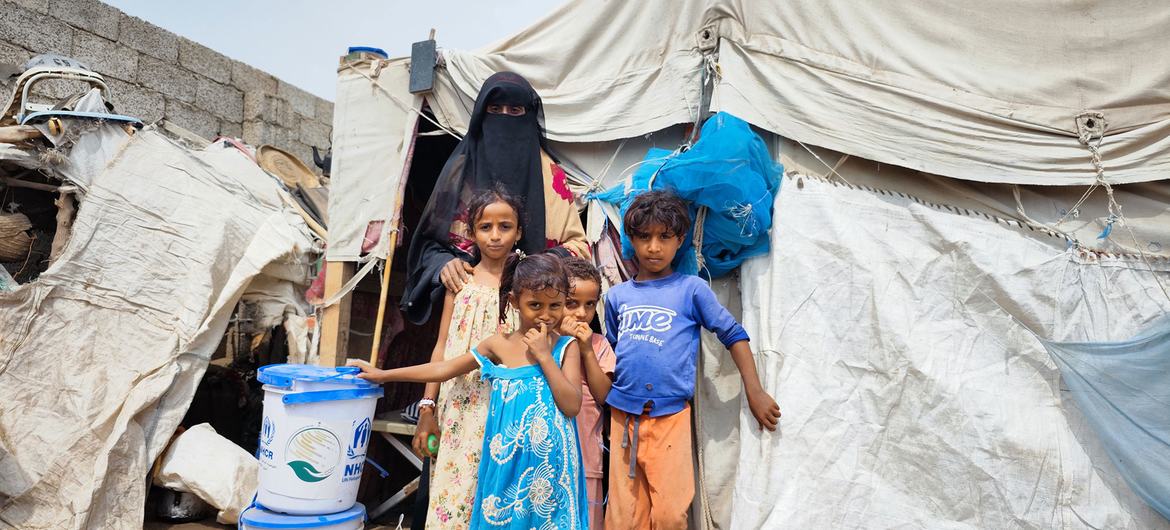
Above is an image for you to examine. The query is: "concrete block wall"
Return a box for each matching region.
[0,0,332,171]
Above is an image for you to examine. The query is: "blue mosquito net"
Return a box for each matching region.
[590,112,782,279]
[1039,317,1170,519]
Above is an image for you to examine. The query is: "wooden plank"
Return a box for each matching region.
[317,260,354,366]
[372,418,416,437]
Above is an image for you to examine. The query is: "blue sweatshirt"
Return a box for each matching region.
[604,273,750,417]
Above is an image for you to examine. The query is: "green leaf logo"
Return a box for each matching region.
[288,460,329,482]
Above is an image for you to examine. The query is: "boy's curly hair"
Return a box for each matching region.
[623,190,690,238]
[560,255,601,289]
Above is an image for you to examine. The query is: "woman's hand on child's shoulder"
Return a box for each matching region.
[346,359,386,383]
[559,316,593,344]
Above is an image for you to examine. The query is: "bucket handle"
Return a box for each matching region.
[282,387,383,405]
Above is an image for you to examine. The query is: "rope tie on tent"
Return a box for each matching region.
[1071,112,1170,304]
[694,205,708,276]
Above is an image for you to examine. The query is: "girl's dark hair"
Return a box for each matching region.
[465,186,525,238]
[560,255,601,289]
[623,190,690,238]
[499,252,569,323]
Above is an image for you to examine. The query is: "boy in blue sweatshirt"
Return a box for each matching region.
[579,190,781,530]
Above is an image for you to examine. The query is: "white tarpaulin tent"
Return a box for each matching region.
[0,130,315,529]
[326,1,1170,527]
[329,0,1170,261]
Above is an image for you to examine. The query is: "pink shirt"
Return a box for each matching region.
[577,334,616,478]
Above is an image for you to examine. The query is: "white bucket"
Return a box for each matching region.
[256,364,382,515]
[239,501,365,530]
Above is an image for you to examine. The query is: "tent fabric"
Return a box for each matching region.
[329,0,1170,263]
[435,0,1170,185]
[326,58,421,261]
[0,130,314,529]
[434,0,709,144]
[727,176,1170,528]
[774,135,1170,260]
[1039,319,1170,521]
[711,0,1170,185]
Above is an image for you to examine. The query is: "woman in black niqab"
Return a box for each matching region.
[401,72,559,325]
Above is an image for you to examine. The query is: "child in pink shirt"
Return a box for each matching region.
[559,256,615,530]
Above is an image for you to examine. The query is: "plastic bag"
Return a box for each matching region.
[1040,318,1170,519]
[591,112,782,278]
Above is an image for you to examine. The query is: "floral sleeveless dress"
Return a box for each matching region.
[428,281,517,528]
[469,336,588,529]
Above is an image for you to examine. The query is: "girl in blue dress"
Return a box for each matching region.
[351,252,588,530]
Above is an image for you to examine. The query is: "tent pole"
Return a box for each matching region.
[368,229,399,366]
[317,261,354,366]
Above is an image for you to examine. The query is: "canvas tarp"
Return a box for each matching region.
[326,59,421,261]
[718,176,1170,528]
[329,0,1170,262]
[439,0,1170,184]
[0,130,315,529]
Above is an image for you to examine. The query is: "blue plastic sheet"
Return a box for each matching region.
[1040,318,1170,520]
[591,112,782,279]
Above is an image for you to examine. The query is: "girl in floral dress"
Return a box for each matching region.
[353,253,588,529]
[416,189,523,527]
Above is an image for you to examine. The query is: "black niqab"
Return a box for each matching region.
[401,72,552,324]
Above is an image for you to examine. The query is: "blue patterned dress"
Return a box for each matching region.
[470,336,588,529]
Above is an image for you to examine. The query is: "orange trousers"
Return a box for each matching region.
[605,405,694,530]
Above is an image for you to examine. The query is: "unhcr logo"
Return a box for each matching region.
[260,417,275,447]
[347,418,371,459]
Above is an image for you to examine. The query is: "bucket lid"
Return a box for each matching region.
[258,364,377,389]
[241,502,365,528]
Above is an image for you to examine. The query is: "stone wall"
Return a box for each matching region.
[0,0,332,169]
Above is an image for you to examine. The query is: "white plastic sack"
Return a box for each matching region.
[155,424,258,524]
[732,176,1170,528]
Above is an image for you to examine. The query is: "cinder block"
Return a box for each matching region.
[316,99,334,127]
[277,80,317,118]
[298,119,331,149]
[0,42,31,96]
[138,54,197,103]
[195,76,243,121]
[242,120,291,147]
[118,14,178,61]
[243,92,294,128]
[218,119,242,140]
[9,0,48,14]
[0,4,74,57]
[29,77,93,102]
[232,61,276,94]
[106,77,164,123]
[49,0,120,40]
[178,38,230,84]
[165,97,218,140]
[71,32,136,82]
[0,40,34,68]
